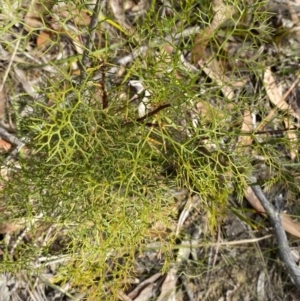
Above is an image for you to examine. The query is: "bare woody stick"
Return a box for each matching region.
[251,183,300,289]
[0,127,23,148]
[79,0,102,82]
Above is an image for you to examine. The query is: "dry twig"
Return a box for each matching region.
[251,183,300,289]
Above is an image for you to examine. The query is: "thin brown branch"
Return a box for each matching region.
[79,0,102,82]
[100,61,108,109]
[124,104,171,126]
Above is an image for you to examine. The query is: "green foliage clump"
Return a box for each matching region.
[2,0,298,298]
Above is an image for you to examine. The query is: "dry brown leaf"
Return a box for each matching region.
[0,166,10,181]
[156,268,177,301]
[238,105,253,146]
[162,44,174,56]
[0,139,12,151]
[192,27,213,63]
[24,0,56,32]
[0,221,22,234]
[211,0,236,28]
[284,118,298,160]
[262,68,299,159]
[134,284,156,301]
[176,194,200,236]
[52,3,91,26]
[286,0,300,32]
[245,186,300,238]
[109,0,133,33]
[191,98,230,152]
[198,60,235,100]
[263,68,287,108]
[192,0,237,62]
[118,291,132,301]
[36,30,52,47]
[13,67,40,99]
[127,273,162,300]
[263,67,299,124]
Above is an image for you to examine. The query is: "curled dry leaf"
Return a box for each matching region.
[127,273,162,300]
[262,67,299,159]
[134,283,156,301]
[263,67,299,121]
[156,268,177,301]
[176,194,200,236]
[245,186,300,238]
